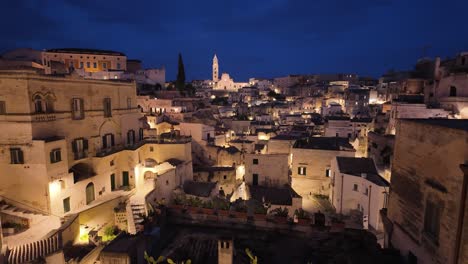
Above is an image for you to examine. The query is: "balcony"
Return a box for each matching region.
[95,136,192,158]
[32,113,56,122]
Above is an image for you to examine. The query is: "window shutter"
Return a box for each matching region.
[50,151,54,163]
[297,167,301,175]
[57,150,61,161]
[304,167,306,175]
[18,150,24,164]
[127,131,130,145]
[132,131,135,143]
[10,150,14,164]
[111,134,115,146]
[71,99,75,119]
[79,99,84,118]
[71,140,77,152]
[83,139,88,150]
[102,136,107,149]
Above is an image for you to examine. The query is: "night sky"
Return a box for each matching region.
[2,0,468,81]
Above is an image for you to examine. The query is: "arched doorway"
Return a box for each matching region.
[85,182,95,205]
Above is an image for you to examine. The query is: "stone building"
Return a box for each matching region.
[383,119,468,264]
[244,153,289,188]
[0,68,193,247]
[330,157,389,232]
[42,48,127,75]
[291,137,355,196]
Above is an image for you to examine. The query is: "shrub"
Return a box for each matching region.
[294,208,310,219]
[271,207,288,217]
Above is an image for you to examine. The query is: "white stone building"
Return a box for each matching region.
[330,157,389,231]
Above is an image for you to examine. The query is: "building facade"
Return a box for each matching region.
[384,119,468,264]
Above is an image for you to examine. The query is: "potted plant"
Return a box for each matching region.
[201,200,215,214]
[233,204,248,219]
[271,207,289,224]
[254,205,268,221]
[294,208,310,225]
[187,197,203,214]
[213,198,230,216]
[171,196,186,212]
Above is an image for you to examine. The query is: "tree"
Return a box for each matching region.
[176,53,186,93]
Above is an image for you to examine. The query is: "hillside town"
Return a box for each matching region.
[0,47,466,264]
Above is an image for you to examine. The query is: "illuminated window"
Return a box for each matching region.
[298,167,306,175]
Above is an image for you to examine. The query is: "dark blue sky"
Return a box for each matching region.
[2,0,468,81]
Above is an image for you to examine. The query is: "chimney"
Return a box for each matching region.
[218,238,234,264]
[361,173,367,179]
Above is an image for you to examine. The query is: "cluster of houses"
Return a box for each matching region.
[0,48,466,264]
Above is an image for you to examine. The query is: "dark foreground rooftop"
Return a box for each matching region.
[403,118,468,131]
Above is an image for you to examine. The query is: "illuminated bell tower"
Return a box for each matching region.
[212,54,219,83]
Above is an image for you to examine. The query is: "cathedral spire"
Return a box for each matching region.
[212,54,219,82]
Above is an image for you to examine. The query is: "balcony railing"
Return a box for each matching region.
[32,113,56,122]
[95,136,192,157]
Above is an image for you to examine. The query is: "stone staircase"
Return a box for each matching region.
[0,200,49,226]
[7,232,61,264]
[126,201,146,234]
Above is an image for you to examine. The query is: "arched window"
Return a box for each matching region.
[450,86,457,97]
[45,95,55,113]
[34,95,44,113]
[85,182,95,205]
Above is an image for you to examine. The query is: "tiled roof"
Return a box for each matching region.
[336,157,389,186]
[294,137,354,151]
[249,185,301,206]
[183,181,216,197]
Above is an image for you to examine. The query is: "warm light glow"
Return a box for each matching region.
[236,165,245,180]
[210,95,216,99]
[48,181,61,197]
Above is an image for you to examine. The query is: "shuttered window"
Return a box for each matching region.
[10,148,24,164]
[71,98,84,120]
[103,98,112,117]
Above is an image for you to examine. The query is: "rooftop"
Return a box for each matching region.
[404,119,468,131]
[101,233,141,253]
[193,166,235,173]
[183,181,217,197]
[249,185,301,206]
[336,157,389,186]
[46,48,126,56]
[294,137,354,151]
